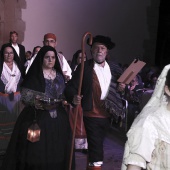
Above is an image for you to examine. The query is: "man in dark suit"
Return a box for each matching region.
[0,31,26,67]
[65,35,124,170]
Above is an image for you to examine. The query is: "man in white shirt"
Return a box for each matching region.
[1,31,26,67]
[43,33,72,81]
[65,35,124,170]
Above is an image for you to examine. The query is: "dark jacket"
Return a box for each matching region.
[64,59,93,111]
[64,59,123,111]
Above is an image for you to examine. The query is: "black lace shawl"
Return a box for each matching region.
[21,46,64,93]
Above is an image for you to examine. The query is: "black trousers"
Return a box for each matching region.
[83,116,110,163]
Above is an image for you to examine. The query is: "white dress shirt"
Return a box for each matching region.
[12,44,20,56]
[93,61,111,100]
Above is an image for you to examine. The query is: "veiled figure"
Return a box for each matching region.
[1,46,73,170]
[69,50,88,150]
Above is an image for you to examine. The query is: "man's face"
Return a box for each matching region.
[10,33,18,44]
[91,43,108,64]
[43,38,57,48]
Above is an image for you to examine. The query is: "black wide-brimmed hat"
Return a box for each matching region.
[87,35,115,50]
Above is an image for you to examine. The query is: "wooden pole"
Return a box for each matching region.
[68,32,93,170]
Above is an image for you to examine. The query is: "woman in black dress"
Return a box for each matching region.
[1,46,72,170]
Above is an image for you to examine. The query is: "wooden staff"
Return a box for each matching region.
[68,32,93,170]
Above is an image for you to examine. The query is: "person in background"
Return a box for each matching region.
[124,75,144,130]
[142,65,160,89]
[65,35,124,170]
[145,73,160,90]
[24,51,32,68]
[25,46,41,74]
[43,33,72,82]
[139,72,160,111]
[33,46,41,56]
[0,45,24,157]
[122,65,170,170]
[69,50,88,153]
[1,46,74,170]
[25,51,32,60]
[1,31,26,67]
[70,50,87,72]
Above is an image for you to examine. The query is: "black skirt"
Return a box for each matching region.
[1,105,72,170]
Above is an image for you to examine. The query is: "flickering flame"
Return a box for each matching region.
[27,123,41,143]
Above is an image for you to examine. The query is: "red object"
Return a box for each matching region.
[68,32,93,170]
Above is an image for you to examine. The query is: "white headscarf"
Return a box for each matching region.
[122,64,170,169]
[131,64,170,121]
[1,61,21,93]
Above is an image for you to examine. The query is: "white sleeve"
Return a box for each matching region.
[122,119,158,169]
[61,55,72,78]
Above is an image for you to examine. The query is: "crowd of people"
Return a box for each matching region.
[115,67,160,130]
[0,30,167,170]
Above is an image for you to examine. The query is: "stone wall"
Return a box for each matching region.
[0,0,161,66]
[0,0,26,46]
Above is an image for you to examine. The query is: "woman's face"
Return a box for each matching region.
[77,52,86,65]
[3,47,14,63]
[130,76,138,86]
[42,51,56,69]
